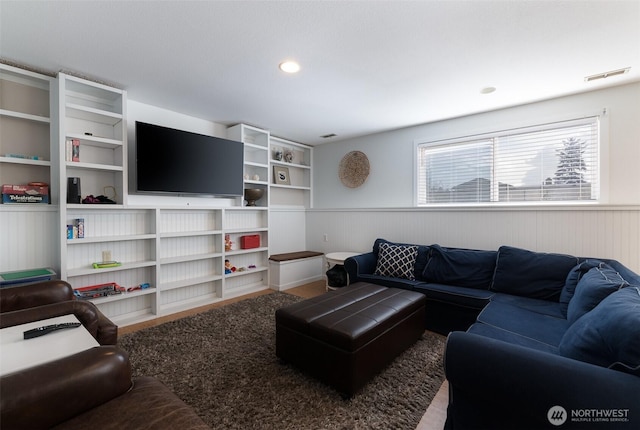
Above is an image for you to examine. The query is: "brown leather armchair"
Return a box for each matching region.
[1,346,211,429]
[0,280,117,345]
[0,280,210,429]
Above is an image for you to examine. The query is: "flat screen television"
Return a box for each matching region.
[135,121,244,197]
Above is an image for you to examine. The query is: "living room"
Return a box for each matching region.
[1,1,640,429]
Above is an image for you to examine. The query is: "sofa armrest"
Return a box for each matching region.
[94,307,118,345]
[0,300,118,345]
[444,331,640,429]
[344,252,377,283]
[0,280,74,312]
[1,346,132,430]
[53,377,211,430]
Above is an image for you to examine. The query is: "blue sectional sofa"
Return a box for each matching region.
[345,238,640,429]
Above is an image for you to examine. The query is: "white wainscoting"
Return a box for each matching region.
[269,207,307,255]
[305,206,640,273]
[0,207,58,273]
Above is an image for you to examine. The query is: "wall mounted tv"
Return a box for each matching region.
[135,121,244,197]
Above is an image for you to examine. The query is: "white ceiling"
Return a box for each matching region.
[1,1,639,145]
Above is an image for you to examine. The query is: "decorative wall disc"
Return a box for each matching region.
[339,151,370,188]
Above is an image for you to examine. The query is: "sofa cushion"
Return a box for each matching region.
[559,259,605,317]
[374,242,418,280]
[414,283,493,309]
[490,293,565,318]
[566,264,629,324]
[356,274,423,290]
[373,238,430,280]
[559,286,640,376]
[468,322,559,355]
[490,246,578,300]
[475,301,571,348]
[422,244,496,290]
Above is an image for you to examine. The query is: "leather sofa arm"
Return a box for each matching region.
[0,280,74,312]
[53,376,211,430]
[444,331,640,429]
[1,346,132,430]
[94,308,119,345]
[0,300,118,345]
[344,252,376,283]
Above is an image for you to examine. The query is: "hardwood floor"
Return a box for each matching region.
[417,382,448,430]
[117,280,447,430]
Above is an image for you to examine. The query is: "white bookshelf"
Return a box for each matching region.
[269,136,313,208]
[0,64,55,203]
[57,73,126,207]
[3,70,313,326]
[227,124,270,207]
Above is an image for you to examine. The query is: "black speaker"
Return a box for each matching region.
[67,177,81,204]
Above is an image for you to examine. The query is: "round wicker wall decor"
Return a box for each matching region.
[339,151,370,188]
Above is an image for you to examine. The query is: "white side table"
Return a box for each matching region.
[325,251,360,291]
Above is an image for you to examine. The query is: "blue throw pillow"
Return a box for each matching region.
[559,259,605,317]
[559,287,640,376]
[566,264,629,324]
[490,246,579,300]
[373,238,429,279]
[422,244,497,290]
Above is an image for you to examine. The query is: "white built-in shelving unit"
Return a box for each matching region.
[0,64,58,273]
[269,136,312,208]
[226,124,313,209]
[223,207,269,297]
[56,72,127,208]
[0,63,55,203]
[63,207,157,326]
[1,64,311,327]
[57,73,128,288]
[53,84,274,326]
[226,123,270,207]
[61,206,270,326]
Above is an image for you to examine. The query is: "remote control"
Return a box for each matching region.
[23,322,82,340]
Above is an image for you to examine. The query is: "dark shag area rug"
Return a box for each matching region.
[118,292,446,429]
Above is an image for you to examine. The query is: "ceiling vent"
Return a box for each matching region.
[321,133,337,139]
[585,67,630,82]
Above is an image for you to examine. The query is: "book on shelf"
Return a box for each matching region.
[66,139,80,162]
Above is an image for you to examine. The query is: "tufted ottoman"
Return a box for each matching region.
[275,282,426,396]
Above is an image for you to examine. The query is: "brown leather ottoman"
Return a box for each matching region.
[275,282,426,396]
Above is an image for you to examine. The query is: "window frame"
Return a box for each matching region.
[414,113,607,207]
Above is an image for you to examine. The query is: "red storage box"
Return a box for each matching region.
[240,235,260,249]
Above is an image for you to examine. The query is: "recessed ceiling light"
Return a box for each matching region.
[585,67,630,82]
[480,87,496,94]
[279,61,300,74]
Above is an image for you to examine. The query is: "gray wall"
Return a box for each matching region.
[312,82,640,208]
[307,82,640,272]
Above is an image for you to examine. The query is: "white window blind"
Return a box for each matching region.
[417,117,600,205]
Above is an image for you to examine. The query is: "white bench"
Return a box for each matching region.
[268,251,325,291]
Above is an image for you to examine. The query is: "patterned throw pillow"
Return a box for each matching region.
[374,243,418,280]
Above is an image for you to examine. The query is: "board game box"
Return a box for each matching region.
[2,184,49,204]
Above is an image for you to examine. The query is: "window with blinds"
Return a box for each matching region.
[416,117,600,205]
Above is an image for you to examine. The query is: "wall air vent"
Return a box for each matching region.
[585,67,630,82]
